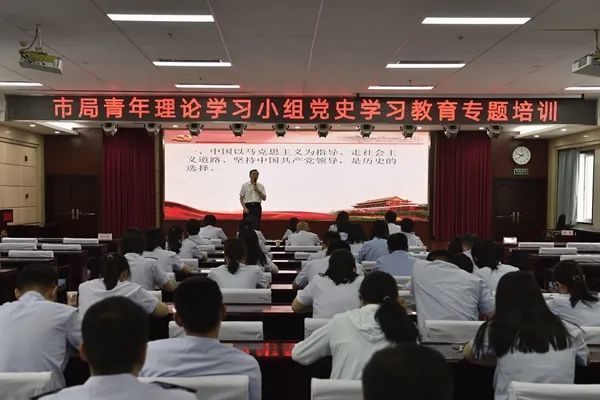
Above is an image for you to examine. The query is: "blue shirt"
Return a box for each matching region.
[141,336,261,400]
[375,250,416,276]
[0,291,81,390]
[357,238,389,262]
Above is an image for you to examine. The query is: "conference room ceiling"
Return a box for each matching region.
[1,0,600,98]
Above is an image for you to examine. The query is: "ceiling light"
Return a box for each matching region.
[478,127,485,130]
[560,128,567,132]
[416,127,422,130]
[534,134,540,138]
[107,14,214,22]
[386,62,465,69]
[368,85,434,90]
[45,122,80,131]
[422,17,530,25]
[153,61,231,67]
[294,126,300,129]
[29,124,36,127]
[0,82,43,87]
[172,125,179,128]
[584,135,589,138]
[564,86,600,91]
[54,131,60,134]
[175,84,240,89]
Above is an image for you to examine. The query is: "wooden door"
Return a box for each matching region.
[46,176,99,237]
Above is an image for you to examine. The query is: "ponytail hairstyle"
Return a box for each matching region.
[167,225,184,254]
[359,271,419,344]
[224,238,246,275]
[553,260,599,308]
[101,252,130,291]
[322,249,358,285]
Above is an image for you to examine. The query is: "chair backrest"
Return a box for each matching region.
[508,381,600,400]
[294,252,311,260]
[148,290,162,302]
[582,326,600,345]
[539,247,577,255]
[408,246,427,253]
[311,378,362,400]
[423,320,484,343]
[210,238,223,246]
[221,289,271,304]
[7,250,54,258]
[139,375,249,400]
[518,242,554,248]
[394,276,411,285]
[304,318,329,338]
[559,255,600,263]
[63,237,99,244]
[181,258,199,271]
[1,238,38,243]
[0,243,37,251]
[198,245,216,252]
[361,261,377,272]
[168,320,264,341]
[566,243,600,252]
[0,372,53,400]
[285,245,322,252]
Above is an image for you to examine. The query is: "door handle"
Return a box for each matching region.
[511,212,516,224]
[75,209,80,220]
[78,211,97,217]
[516,212,521,224]
[71,209,75,221]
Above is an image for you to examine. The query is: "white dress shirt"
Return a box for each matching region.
[78,279,158,317]
[546,294,600,326]
[39,373,196,400]
[199,225,227,241]
[240,181,266,203]
[207,264,267,289]
[296,275,364,318]
[294,256,331,288]
[401,231,424,247]
[473,264,519,291]
[411,259,495,332]
[282,229,294,241]
[374,250,416,276]
[357,238,388,262]
[306,249,327,262]
[125,253,169,291]
[0,291,81,390]
[469,323,588,400]
[292,304,396,379]
[388,223,402,234]
[286,231,320,247]
[143,247,184,273]
[179,235,210,260]
[141,336,261,400]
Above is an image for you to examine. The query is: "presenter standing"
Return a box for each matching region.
[240,169,266,227]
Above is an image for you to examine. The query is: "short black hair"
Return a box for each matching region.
[461,234,479,248]
[249,169,259,176]
[384,211,397,223]
[82,297,149,375]
[471,240,501,270]
[144,228,165,251]
[175,277,223,334]
[121,227,145,255]
[427,250,454,263]
[186,219,202,235]
[204,214,217,226]
[363,344,453,400]
[388,233,408,252]
[16,264,58,291]
[399,218,415,233]
[451,254,474,273]
[326,239,351,256]
[323,230,341,247]
[371,220,389,240]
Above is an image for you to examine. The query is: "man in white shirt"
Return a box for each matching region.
[141,277,262,400]
[199,214,228,242]
[374,233,416,276]
[399,218,425,247]
[180,219,210,260]
[306,231,341,262]
[384,211,402,235]
[294,240,351,288]
[411,250,495,333]
[0,264,81,391]
[39,297,195,400]
[143,228,193,274]
[286,221,320,247]
[240,169,266,228]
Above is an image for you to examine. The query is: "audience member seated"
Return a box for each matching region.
[141,277,262,400]
[328,211,350,233]
[166,225,184,254]
[238,217,268,253]
[461,234,478,264]
[399,218,424,247]
[239,228,279,273]
[451,253,475,274]
[143,228,192,274]
[40,297,195,400]
[199,214,228,242]
[122,228,175,293]
[78,253,169,317]
[282,217,299,242]
[342,223,367,254]
[384,211,402,234]
[447,235,464,254]
[375,233,416,276]
[357,220,389,262]
[472,240,518,291]
[306,231,341,262]
[362,344,453,400]
[294,240,352,288]
[292,249,364,318]
[0,264,81,391]
[292,271,418,379]
[547,260,600,326]
[412,250,494,332]
[463,271,588,400]
[286,221,320,246]
[208,239,267,289]
[180,219,210,259]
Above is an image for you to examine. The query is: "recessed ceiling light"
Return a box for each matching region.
[560,128,567,132]
[422,17,530,25]
[294,126,300,129]
[175,83,240,89]
[386,62,465,69]
[29,124,36,127]
[107,14,214,22]
[368,85,434,90]
[564,86,600,91]
[0,82,43,87]
[54,131,60,134]
[534,134,540,138]
[172,125,179,128]
[478,127,485,130]
[584,135,589,138]
[4,130,11,133]
[153,61,231,67]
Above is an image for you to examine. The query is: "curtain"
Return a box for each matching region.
[102,129,156,235]
[557,148,579,226]
[432,132,492,241]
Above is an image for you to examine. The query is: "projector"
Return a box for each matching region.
[572,50,600,77]
[19,49,63,74]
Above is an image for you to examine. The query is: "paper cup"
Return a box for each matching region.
[67,291,78,307]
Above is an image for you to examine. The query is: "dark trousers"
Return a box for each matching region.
[244,202,262,228]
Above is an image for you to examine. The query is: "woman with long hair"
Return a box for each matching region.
[207,238,267,289]
[472,240,518,290]
[238,227,278,273]
[166,225,184,254]
[282,217,299,241]
[464,271,588,400]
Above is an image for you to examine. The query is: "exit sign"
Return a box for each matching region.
[514,168,529,176]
